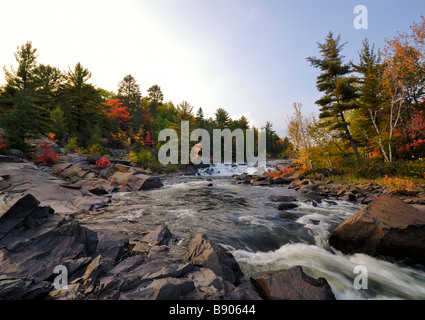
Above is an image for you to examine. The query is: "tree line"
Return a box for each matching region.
[0,42,291,170]
[287,16,425,179]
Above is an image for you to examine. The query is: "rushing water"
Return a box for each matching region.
[77,164,425,300]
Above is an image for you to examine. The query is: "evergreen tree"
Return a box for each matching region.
[195,107,205,128]
[352,39,389,161]
[0,42,45,149]
[147,84,164,120]
[58,62,103,145]
[117,74,141,115]
[214,108,230,129]
[307,32,363,164]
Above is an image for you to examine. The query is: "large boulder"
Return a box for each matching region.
[184,233,244,285]
[250,266,335,300]
[329,194,425,265]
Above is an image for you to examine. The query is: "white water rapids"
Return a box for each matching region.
[76,163,425,300]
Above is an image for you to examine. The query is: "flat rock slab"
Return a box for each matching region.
[250,266,336,300]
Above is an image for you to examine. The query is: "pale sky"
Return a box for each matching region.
[0,0,424,136]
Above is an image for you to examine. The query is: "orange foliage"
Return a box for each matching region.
[266,167,294,179]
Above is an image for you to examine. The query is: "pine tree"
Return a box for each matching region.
[214,108,230,129]
[147,84,164,120]
[0,42,46,149]
[58,62,103,145]
[117,74,141,115]
[195,107,205,128]
[307,32,363,164]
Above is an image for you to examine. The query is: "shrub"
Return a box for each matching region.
[381,175,416,194]
[33,142,59,167]
[137,149,152,167]
[148,158,163,173]
[126,150,139,167]
[65,136,79,152]
[266,167,294,179]
[91,156,111,169]
[87,143,105,156]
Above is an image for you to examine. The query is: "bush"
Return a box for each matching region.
[33,142,59,167]
[91,156,111,169]
[381,175,416,194]
[87,143,105,156]
[65,136,79,152]
[148,158,163,173]
[165,163,177,173]
[137,149,152,167]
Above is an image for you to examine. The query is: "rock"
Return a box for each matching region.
[268,195,296,202]
[250,266,336,300]
[185,233,244,285]
[72,179,116,195]
[96,255,195,299]
[0,194,40,236]
[329,194,425,265]
[339,192,357,202]
[0,194,98,281]
[9,149,26,159]
[122,277,195,300]
[0,155,26,163]
[141,224,176,247]
[361,196,375,205]
[251,180,271,186]
[271,202,298,210]
[127,174,164,191]
[72,195,109,212]
[0,275,52,300]
[272,177,292,184]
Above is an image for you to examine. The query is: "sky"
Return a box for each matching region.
[0,0,424,136]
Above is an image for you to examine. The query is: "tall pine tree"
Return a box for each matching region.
[307,32,363,164]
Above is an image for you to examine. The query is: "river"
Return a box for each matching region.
[76,164,425,300]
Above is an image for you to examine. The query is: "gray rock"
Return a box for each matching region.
[141,224,176,247]
[122,277,195,300]
[250,266,336,300]
[271,202,298,210]
[185,233,244,285]
[268,195,296,202]
[0,194,98,281]
[72,195,109,212]
[0,275,52,300]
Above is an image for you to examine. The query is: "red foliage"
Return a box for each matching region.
[406,111,425,149]
[91,156,111,169]
[144,130,155,149]
[33,142,59,167]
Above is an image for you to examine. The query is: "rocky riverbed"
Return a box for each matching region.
[2,153,425,300]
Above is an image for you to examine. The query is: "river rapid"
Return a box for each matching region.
[76,164,425,300]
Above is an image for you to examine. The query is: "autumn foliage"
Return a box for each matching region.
[91,156,111,169]
[33,142,59,167]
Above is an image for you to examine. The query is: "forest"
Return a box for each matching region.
[0,16,425,181]
[0,42,289,173]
